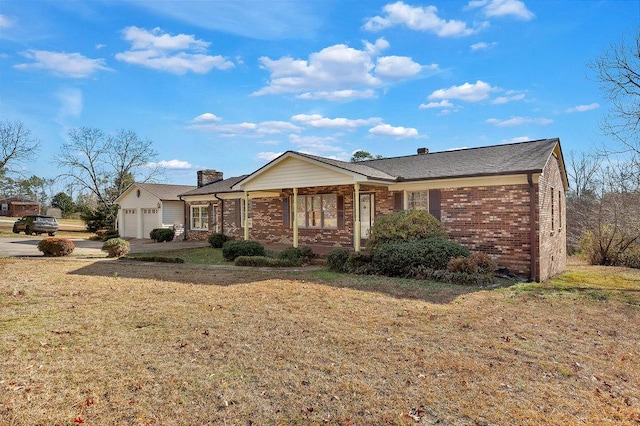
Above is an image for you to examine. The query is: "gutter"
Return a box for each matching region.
[527,173,538,282]
[214,193,224,234]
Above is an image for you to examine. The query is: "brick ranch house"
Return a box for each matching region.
[178,138,568,282]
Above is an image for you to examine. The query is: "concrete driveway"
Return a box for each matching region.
[0,237,208,257]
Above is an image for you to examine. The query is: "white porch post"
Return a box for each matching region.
[354,183,361,252]
[243,192,249,241]
[292,188,299,248]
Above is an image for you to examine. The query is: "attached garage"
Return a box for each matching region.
[115,183,195,239]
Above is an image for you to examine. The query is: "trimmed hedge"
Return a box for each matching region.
[234,256,300,267]
[371,238,469,277]
[448,252,497,274]
[366,210,447,251]
[102,238,130,258]
[222,240,266,261]
[150,228,175,242]
[408,265,495,286]
[277,246,315,265]
[327,247,350,272]
[208,232,229,248]
[37,238,75,257]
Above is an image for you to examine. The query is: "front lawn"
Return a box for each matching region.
[1,258,638,424]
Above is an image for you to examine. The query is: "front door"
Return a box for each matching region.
[359,193,374,239]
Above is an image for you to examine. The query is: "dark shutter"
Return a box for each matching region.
[337,195,344,229]
[282,197,290,227]
[429,189,441,220]
[393,192,403,212]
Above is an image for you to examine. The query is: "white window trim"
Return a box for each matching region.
[190,205,209,231]
[406,190,429,211]
[296,193,338,230]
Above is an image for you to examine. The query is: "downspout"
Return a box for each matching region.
[179,195,187,241]
[214,193,224,234]
[292,188,299,248]
[527,173,538,282]
[243,191,249,241]
[354,183,361,252]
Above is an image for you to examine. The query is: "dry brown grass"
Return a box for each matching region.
[1,258,639,425]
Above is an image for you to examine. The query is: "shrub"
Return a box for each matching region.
[408,265,495,285]
[366,210,447,251]
[372,238,469,277]
[208,232,229,248]
[344,251,375,274]
[277,246,315,265]
[150,228,174,242]
[37,238,75,257]
[222,240,266,261]
[234,256,300,267]
[103,230,120,241]
[620,245,640,269]
[448,252,497,274]
[327,247,350,272]
[102,238,130,258]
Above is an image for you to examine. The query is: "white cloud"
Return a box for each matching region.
[95,44,106,50]
[486,116,553,127]
[187,119,300,137]
[428,80,495,102]
[502,136,531,143]
[491,92,525,104]
[291,114,382,129]
[289,134,350,159]
[369,123,418,138]
[375,55,425,79]
[419,99,455,109]
[149,159,193,169]
[56,88,83,118]
[0,14,15,28]
[192,113,222,122]
[14,50,111,78]
[115,26,234,74]
[255,152,284,162]
[566,103,600,113]
[467,0,535,20]
[253,38,426,98]
[364,37,390,55]
[296,89,377,101]
[471,41,498,51]
[364,1,484,37]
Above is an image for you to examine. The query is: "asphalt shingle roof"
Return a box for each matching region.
[179,175,249,196]
[364,138,560,181]
[136,183,196,200]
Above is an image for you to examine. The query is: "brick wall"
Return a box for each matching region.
[538,155,567,281]
[441,184,533,277]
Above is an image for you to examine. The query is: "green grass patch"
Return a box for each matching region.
[510,268,640,305]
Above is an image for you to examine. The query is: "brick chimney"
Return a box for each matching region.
[197,169,223,187]
[417,147,429,155]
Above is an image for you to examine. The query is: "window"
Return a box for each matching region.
[296,194,338,229]
[558,190,562,231]
[142,208,158,215]
[191,205,208,230]
[550,188,555,231]
[124,208,135,215]
[407,191,429,210]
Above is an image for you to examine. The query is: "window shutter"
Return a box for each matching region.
[393,192,403,211]
[429,189,441,220]
[337,195,345,229]
[282,197,290,227]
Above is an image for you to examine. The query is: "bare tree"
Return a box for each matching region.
[0,120,40,175]
[589,29,640,165]
[57,127,161,227]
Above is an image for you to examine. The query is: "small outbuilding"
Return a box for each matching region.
[0,197,40,217]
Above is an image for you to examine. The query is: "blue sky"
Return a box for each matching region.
[1,0,637,187]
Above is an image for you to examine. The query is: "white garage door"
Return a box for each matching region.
[142,208,159,239]
[123,208,137,238]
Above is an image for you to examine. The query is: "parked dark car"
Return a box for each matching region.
[13,215,59,236]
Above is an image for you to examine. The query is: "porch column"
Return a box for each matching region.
[292,188,299,248]
[243,191,249,241]
[354,183,361,252]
